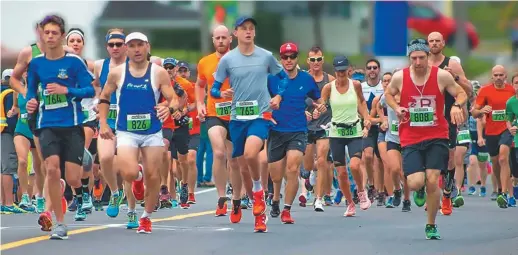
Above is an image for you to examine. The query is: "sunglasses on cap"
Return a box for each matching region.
[107,42,124,48]
[408,38,428,46]
[308,57,323,62]
[281,54,298,60]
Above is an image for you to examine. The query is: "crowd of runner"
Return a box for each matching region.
[1,14,517,241]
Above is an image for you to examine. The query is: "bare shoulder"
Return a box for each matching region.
[109,65,123,78]
[327,73,336,81]
[352,79,362,89]
[154,64,169,78]
[18,46,32,63]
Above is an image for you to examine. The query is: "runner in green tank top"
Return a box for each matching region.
[320,55,372,217]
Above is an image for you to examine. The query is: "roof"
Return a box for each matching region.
[96,1,199,28]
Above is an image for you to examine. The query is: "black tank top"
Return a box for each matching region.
[439,56,454,125]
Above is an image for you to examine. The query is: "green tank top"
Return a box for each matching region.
[328,79,362,138]
[31,43,42,57]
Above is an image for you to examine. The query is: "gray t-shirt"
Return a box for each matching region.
[214,46,283,121]
[380,94,400,144]
[306,72,331,131]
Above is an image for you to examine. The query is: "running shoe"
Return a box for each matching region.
[241,195,250,210]
[252,190,266,216]
[479,186,487,197]
[468,186,476,196]
[402,199,411,212]
[386,196,395,208]
[82,194,93,213]
[93,179,103,199]
[377,192,385,207]
[132,166,145,201]
[334,190,343,205]
[298,193,307,207]
[266,193,273,206]
[159,186,172,209]
[453,195,464,208]
[19,194,35,212]
[3,205,27,214]
[270,200,280,218]
[179,184,189,209]
[496,194,508,208]
[490,191,498,201]
[254,214,268,233]
[106,193,121,218]
[188,193,196,204]
[393,189,402,207]
[226,184,233,199]
[38,211,53,231]
[68,197,78,212]
[323,195,332,206]
[230,202,242,223]
[358,190,372,210]
[508,196,516,207]
[413,187,426,207]
[171,199,179,208]
[281,209,294,224]
[304,178,313,192]
[314,198,324,212]
[425,224,441,240]
[440,196,453,215]
[126,211,139,229]
[49,223,68,240]
[514,186,518,199]
[74,206,87,221]
[216,197,227,217]
[36,197,45,213]
[344,202,356,217]
[137,217,152,234]
[93,199,104,211]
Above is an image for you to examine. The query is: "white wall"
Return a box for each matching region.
[1,1,107,60]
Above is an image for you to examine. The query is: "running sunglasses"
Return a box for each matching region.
[164,65,175,70]
[281,54,298,60]
[107,42,124,48]
[408,38,428,46]
[366,66,378,70]
[308,57,323,62]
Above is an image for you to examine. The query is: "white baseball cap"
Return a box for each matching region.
[450,56,461,65]
[2,69,13,80]
[125,32,149,44]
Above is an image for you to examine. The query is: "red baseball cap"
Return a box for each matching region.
[280,42,298,55]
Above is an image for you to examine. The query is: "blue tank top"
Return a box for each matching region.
[99,58,119,129]
[116,63,161,135]
[14,93,33,139]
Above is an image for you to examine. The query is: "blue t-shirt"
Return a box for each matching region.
[268,71,320,132]
[27,53,95,129]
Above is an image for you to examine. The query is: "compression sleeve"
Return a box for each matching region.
[26,61,39,101]
[210,80,223,98]
[275,69,288,98]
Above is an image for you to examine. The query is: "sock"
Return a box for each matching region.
[284,204,291,211]
[81,178,90,194]
[128,208,136,213]
[252,180,262,192]
[112,189,119,197]
[141,211,151,219]
[74,187,83,205]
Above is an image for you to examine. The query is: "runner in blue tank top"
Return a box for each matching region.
[25,15,95,240]
[211,16,289,233]
[93,28,129,219]
[99,32,180,234]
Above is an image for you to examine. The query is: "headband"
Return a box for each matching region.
[66,29,84,41]
[407,40,430,56]
[105,33,126,43]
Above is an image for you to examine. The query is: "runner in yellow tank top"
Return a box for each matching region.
[321,55,372,217]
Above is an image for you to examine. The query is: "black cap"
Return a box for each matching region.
[333,55,349,71]
[178,61,189,70]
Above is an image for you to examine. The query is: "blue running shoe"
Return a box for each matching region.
[513,186,518,199]
[386,196,395,208]
[479,186,487,197]
[509,196,516,207]
[68,197,78,212]
[468,186,476,196]
[106,193,120,218]
[126,211,139,229]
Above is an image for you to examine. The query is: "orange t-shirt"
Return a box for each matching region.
[175,77,200,134]
[161,80,176,130]
[197,52,232,121]
[475,83,514,135]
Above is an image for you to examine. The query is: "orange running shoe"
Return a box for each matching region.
[230,205,242,224]
[252,190,266,216]
[280,209,294,224]
[188,193,196,204]
[38,211,53,232]
[254,214,268,233]
[93,180,103,199]
[440,196,453,215]
[215,200,227,217]
[137,217,152,234]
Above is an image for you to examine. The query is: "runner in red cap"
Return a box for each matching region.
[266,42,325,223]
[385,38,467,240]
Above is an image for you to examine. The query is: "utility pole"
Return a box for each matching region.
[199,0,210,55]
[453,1,469,60]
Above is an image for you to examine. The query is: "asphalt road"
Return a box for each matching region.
[1,187,517,255]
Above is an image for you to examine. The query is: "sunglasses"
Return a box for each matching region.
[366,66,378,70]
[308,57,323,62]
[164,65,175,70]
[408,38,428,46]
[107,42,124,48]
[281,54,298,60]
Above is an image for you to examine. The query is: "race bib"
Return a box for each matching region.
[43,89,68,110]
[188,117,193,130]
[21,113,28,124]
[127,114,151,131]
[477,152,489,162]
[215,101,231,117]
[108,104,117,120]
[491,110,506,121]
[336,126,358,138]
[457,129,471,144]
[390,120,399,136]
[409,107,434,127]
[235,100,259,120]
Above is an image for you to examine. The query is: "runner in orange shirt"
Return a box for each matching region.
[472,65,514,208]
[195,25,242,221]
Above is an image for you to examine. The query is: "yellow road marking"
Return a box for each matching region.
[1,210,214,251]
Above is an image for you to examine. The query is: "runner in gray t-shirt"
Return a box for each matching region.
[210,16,288,233]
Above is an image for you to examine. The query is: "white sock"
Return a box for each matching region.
[128,208,136,213]
[141,211,151,219]
[112,189,119,196]
[136,171,143,181]
[252,180,262,192]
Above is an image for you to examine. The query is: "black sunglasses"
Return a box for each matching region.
[164,65,175,70]
[408,38,428,46]
[281,54,298,60]
[107,42,124,48]
[308,57,323,62]
[366,66,378,70]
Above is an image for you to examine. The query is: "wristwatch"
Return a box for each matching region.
[452,103,462,108]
